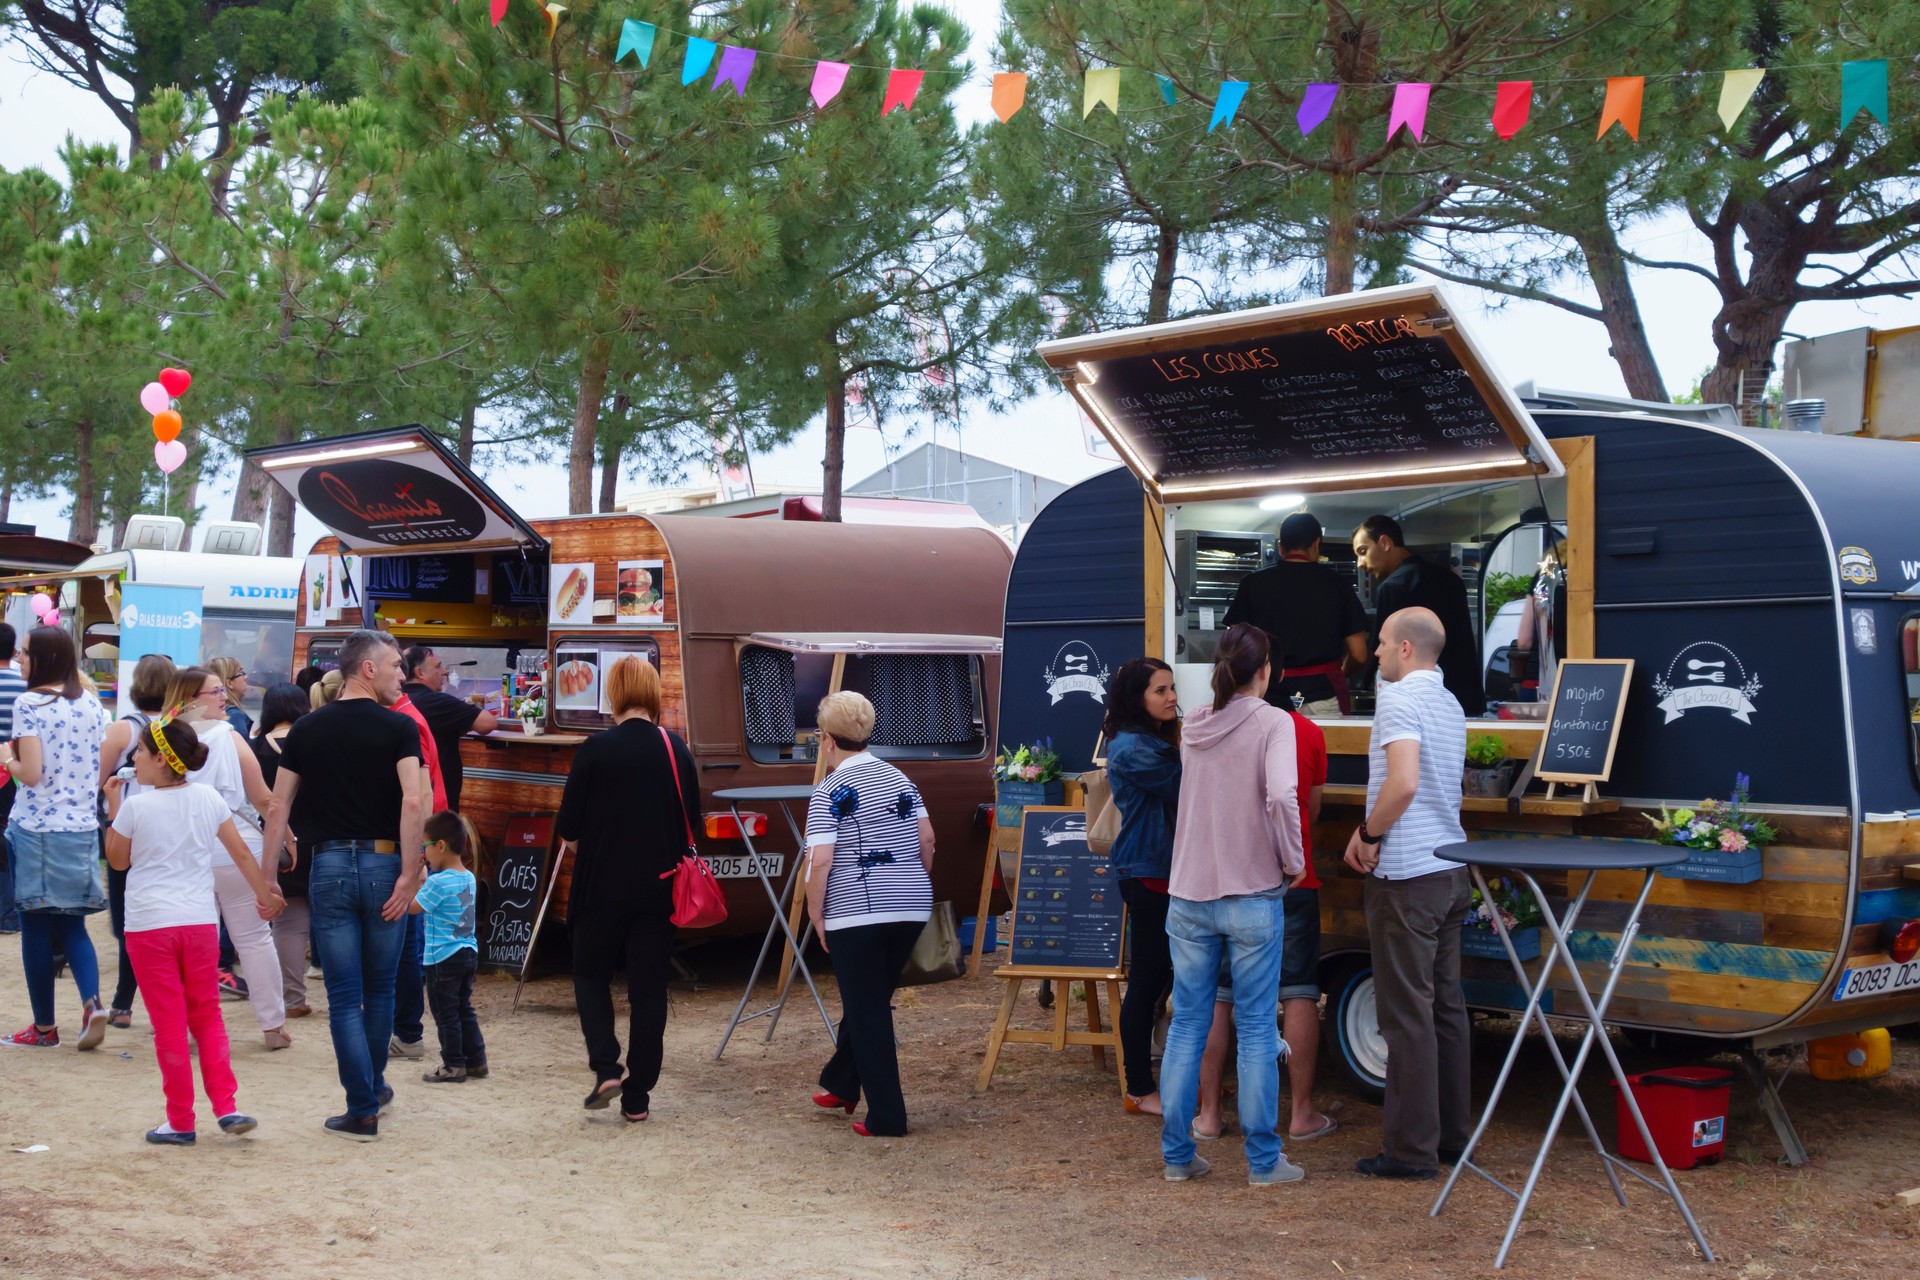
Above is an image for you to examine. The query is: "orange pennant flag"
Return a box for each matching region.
[992,72,1027,122]
[1597,76,1644,140]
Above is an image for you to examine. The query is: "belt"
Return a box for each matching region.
[1281,659,1351,714]
[314,839,399,855]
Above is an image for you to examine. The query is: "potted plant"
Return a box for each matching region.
[993,740,1064,828]
[1462,732,1517,798]
[1646,773,1776,883]
[1463,875,1545,959]
[512,694,547,736]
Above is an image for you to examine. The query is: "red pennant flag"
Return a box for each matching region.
[882,69,923,115]
[489,0,507,24]
[1597,76,1644,140]
[1492,81,1532,139]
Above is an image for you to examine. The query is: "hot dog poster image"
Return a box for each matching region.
[549,562,594,627]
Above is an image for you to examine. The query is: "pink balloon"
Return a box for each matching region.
[154,439,188,474]
[139,382,170,416]
[29,595,51,618]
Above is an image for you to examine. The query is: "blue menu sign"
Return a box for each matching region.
[1008,806,1126,972]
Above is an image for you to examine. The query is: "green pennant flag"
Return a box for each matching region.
[1840,59,1888,130]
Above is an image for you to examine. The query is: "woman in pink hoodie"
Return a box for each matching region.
[1157,623,1305,1187]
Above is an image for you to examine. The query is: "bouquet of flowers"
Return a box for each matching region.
[1645,773,1777,853]
[1468,875,1544,934]
[993,739,1062,784]
[511,694,547,724]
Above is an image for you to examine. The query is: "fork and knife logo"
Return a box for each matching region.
[1685,659,1726,685]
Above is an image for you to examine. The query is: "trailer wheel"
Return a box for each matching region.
[1326,959,1387,1105]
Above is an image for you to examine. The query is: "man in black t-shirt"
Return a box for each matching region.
[261,629,426,1143]
[1223,511,1370,716]
[400,646,499,811]
[1352,515,1487,717]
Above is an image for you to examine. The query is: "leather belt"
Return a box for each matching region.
[314,839,399,855]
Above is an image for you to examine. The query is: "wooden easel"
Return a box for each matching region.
[976,965,1126,1098]
[1541,779,1600,804]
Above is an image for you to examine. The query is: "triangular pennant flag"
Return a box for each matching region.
[712,45,755,96]
[1717,69,1764,130]
[882,68,923,115]
[1155,73,1177,106]
[1297,83,1337,136]
[1084,67,1121,118]
[615,19,656,67]
[682,37,717,86]
[1492,80,1532,139]
[1387,82,1430,142]
[1598,75,1644,140]
[992,72,1027,122]
[540,2,563,40]
[1209,80,1248,133]
[1841,59,1889,129]
[489,0,507,27]
[811,61,849,109]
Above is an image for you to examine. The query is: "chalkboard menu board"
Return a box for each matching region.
[490,552,549,606]
[1008,807,1126,972]
[364,553,474,603]
[481,813,555,973]
[1535,659,1635,784]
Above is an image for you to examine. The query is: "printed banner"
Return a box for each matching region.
[120,583,203,666]
[1656,684,1758,724]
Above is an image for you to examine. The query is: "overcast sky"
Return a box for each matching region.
[4,8,1918,553]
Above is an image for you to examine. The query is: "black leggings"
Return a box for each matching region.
[571,903,675,1115]
[1119,879,1174,1098]
[818,920,922,1136]
[108,859,137,1011]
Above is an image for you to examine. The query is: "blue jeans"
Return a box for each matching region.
[0,835,18,932]
[393,912,426,1044]
[309,844,405,1119]
[1160,889,1287,1174]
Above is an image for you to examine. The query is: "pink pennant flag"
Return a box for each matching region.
[882,69,923,115]
[811,60,850,109]
[489,0,507,26]
[712,45,755,97]
[1388,82,1431,142]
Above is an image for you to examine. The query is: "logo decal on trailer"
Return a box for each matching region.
[1651,642,1762,724]
[1838,546,1878,586]
[1043,640,1113,705]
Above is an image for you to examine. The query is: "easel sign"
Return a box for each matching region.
[483,812,554,1009]
[1534,658,1634,803]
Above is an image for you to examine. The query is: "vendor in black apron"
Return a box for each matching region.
[1352,514,1488,717]
[1223,512,1370,715]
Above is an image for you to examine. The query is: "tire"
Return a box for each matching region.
[1325,958,1387,1105]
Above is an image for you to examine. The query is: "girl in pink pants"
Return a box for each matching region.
[105,718,283,1145]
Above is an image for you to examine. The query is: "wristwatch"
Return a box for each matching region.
[1358,823,1384,845]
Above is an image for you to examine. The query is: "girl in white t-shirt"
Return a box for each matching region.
[105,717,284,1146]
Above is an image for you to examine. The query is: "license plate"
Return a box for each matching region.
[703,854,783,879]
[1832,959,1920,1001]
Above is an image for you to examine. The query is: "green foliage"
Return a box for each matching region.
[1465,732,1508,768]
[1483,571,1533,616]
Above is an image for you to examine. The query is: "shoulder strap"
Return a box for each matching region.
[659,725,697,848]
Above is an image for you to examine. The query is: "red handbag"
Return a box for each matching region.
[656,726,728,929]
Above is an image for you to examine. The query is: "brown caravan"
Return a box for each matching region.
[250,426,1009,936]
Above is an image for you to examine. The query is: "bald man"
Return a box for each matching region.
[1344,607,1471,1181]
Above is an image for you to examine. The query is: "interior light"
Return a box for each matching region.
[1258,492,1305,512]
[260,440,425,470]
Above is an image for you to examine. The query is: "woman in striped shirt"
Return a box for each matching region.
[804,691,934,1137]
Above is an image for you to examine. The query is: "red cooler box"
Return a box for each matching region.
[1613,1066,1733,1169]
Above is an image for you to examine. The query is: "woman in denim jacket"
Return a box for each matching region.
[1104,657,1181,1115]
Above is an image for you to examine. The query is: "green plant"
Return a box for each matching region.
[1465,733,1508,768]
[993,740,1062,784]
[1647,773,1777,853]
[1484,571,1533,617]
[1469,876,1544,933]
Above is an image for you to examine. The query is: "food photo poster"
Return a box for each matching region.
[549,562,594,627]
[552,649,600,711]
[616,560,665,624]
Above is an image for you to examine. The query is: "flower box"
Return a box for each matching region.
[995,779,1064,827]
[1462,925,1541,961]
[1661,851,1762,884]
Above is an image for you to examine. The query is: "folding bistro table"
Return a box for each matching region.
[712,785,838,1058]
[1430,837,1713,1269]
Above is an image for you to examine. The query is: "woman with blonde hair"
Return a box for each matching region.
[207,656,253,737]
[308,668,343,711]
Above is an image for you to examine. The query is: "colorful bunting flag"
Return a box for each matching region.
[811,60,849,109]
[1155,73,1177,106]
[1209,81,1248,133]
[713,45,755,96]
[615,19,655,67]
[1388,82,1431,142]
[1492,80,1532,138]
[992,72,1028,122]
[882,69,923,115]
[1085,68,1121,118]
[1717,69,1764,130]
[1598,75,1644,140]
[1298,83,1337,136]
[682,37,717,86]
[540,2,563,40]
[1841,59,1889,129]
[489,0,507,27]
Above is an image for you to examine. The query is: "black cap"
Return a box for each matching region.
[1278,511,1322,552]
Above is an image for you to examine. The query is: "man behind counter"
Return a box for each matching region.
[1223,512,1370,716]
[1352,515,1486,717]
[400,647,499,812]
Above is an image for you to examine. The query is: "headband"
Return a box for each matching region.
[149,717,189,776]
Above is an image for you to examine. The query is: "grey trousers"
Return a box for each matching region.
[1364,867,1473,1168]
[272,896,312,1010]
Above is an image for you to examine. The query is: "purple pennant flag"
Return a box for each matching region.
[713,45,756,97]
[1298,83,1337,136]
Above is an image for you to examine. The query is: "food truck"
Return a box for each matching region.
[248,426,1009,936]
[1006,281,1920,1163]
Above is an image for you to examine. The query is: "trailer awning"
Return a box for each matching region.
[742,631,1003,655]
[1036,282,1562,505]
[246,426,548,556]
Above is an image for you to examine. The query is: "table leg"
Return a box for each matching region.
[714,801,836,1058]
[773,801,811,991]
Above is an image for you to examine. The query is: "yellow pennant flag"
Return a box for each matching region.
[1597,75,1644,140]
[992,72,1028,123]
[1084,67,1121,118]
[1717,68,1764,130]
[541,1,564,39]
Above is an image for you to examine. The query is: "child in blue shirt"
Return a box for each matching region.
[409,812,486,1083]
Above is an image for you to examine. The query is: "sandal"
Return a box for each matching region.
[262,1028,293,1050]
[621,1110,649,1123]
[584,1078,623,1110]
[107,1008,133,1030]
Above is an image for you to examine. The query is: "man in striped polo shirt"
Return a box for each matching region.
[1343,607,1471,1180]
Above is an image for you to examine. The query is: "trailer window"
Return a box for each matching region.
[740,646,987,764]
[1903,616,1920,790]
[199,612,297,716]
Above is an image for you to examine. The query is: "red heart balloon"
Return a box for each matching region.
[158,367,192,397]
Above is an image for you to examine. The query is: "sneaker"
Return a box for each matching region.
[389,1036,425,1060]
[1163,1154,1213,1182]
[76,1000,107,1052]
[145,1125,195,1146]
[216,969,248,1001]
[1355,1153,1438,1181]
[423,1065,467,1084]
[466,1061,489,1080]
[217,1113,258,1136]
[323,1114,379,1143]
[1249,1157,1307,1186]
[3,1024,58,1047]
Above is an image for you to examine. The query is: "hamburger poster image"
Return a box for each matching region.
[616,560,665,624]
[548,562,594,627]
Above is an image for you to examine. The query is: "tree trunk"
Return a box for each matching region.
[568,341,611,515]
[2,482,12,524]
[232,457,273,526]
[598,440,621,513]
[821,341,847,524]
[1575,229,1668,402]
[1701,308,1789,425]
[266,413,299,556]
[70,419,97,544]
[1146,224,1180,323]
[1322,8,1377,296]
[456,397,477,466]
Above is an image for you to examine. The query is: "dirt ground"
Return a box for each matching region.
[4,912,1920,1280]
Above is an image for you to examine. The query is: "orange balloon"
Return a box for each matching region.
[152,409,182,442]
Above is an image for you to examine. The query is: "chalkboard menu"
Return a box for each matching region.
[1535,659,1635,784]
[490,552,549,607]
[364,553,474,603]
[480,813,555,973]
[1008,806,1126,972]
